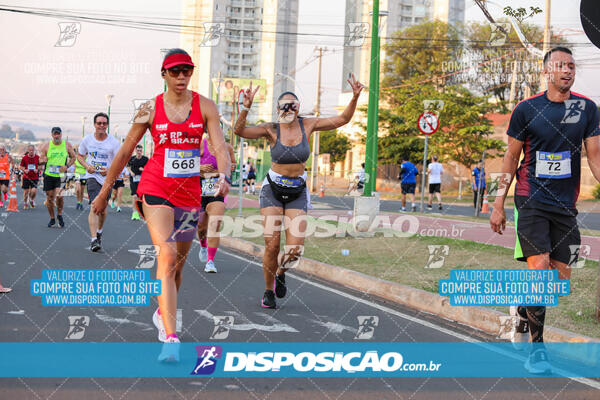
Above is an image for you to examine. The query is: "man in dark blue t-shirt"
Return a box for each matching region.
[471,160,486,210]
[399,157,418,211]
[490,47,600,374]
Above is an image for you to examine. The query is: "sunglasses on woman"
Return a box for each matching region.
[278,100,300,113]
[167,66,194,78]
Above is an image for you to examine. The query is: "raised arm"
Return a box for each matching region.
[39,143,49,164]
[233,81,271,140]
[306,73,364,132]
[202,97,231,197]
[92,100,153,215]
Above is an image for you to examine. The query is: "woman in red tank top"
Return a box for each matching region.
[91,49,231,361]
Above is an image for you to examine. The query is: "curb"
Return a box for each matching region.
[220,236,599,346]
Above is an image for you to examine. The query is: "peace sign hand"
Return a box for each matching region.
[347,73,364,99]
[242,81,261,109]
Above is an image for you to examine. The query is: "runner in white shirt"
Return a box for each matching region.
[76,112,121,252]
[427,155,444,210]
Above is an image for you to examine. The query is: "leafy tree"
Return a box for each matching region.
[317,129,351,164]
[375,81,505,169]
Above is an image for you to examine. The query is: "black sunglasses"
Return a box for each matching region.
[167,66,194,78]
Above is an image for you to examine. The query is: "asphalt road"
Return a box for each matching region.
[311,195,600,229]
[0,189,599,399]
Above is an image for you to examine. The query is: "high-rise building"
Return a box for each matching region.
[337,0,465,177]
[180,0,299,124]
[341,0,465,92]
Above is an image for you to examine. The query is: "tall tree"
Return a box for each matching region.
[318,129,351,164]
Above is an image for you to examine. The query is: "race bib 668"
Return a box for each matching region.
[164,148,200,178]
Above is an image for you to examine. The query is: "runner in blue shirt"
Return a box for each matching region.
[490,47,600,374]
[399,157,418,211]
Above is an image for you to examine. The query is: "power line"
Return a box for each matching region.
[0,4,594,48]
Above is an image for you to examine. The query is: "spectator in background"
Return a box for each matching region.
[427,155,444,210]
[357,163,365,190]
[399,156,418,212]
[472,159,486,210]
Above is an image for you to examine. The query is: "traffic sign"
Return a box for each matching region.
[417,112,439,135]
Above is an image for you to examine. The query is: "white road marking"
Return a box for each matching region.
[194,309,298,333]
[220,248,600,390]
[176,308,182,333]
[95,314,153,331]
[7,310,25,315]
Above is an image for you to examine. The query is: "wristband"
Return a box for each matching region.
[240,104,251,112]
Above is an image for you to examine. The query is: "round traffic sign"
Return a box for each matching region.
[417,112,439,135]
[581,0,600,49]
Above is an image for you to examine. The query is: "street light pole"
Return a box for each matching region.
[363,1,381,197]
[105,94,114,134]
[81,116,87,138]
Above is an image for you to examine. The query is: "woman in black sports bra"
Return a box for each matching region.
[233,75,364,309]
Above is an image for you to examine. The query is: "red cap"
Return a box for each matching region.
[162,52,195,70]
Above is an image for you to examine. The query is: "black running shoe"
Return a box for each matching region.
[48,218,56,228]
[96,231,102,245]
[91,238,101,252]
[274,273,287,298]
[261,290,276,309]
[57,215,64,228]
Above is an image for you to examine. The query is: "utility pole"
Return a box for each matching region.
[508,60,518,110]
[363,0,381,197]
[310,46,324,192]
[540,0,551,91]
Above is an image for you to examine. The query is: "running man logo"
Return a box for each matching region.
[345,22,370,47]
[278,244,304,269]
[0,212,7,233]
[423,100,445,113]
[159,133,168,145]
[169,208,200,242]
[425,245,449,269]
[488,173,511,197]
[354,316,379,339]
[65,315,90,340]
[568,244,591,269]
[201,23,225,47]
[497,316,517,340]
[210,316,235,340]
[55,22,81,47]
[191,345,222,375]
[128,245,160,269]
[131,99,153,124]
[562,100,586,124]
[489,22,511,46]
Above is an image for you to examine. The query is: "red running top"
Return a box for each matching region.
[137,92,205,207]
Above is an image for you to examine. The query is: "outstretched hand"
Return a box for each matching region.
[347,73,364,98]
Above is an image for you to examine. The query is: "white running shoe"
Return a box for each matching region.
[152,308,167,342]
[158,336,180,363]
[509,306,530,351]
[199,247,208,263]
[204,260,217,273]
[524,349,552,374]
